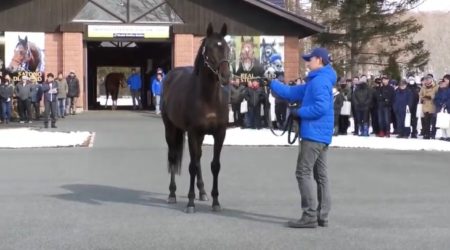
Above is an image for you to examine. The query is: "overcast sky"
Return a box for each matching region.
[415,0,450,11]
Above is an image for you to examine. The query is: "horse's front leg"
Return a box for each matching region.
[211,128,226,212]
[186,132,202,213]
[196,134,208,201]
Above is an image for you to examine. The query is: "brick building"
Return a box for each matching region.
[0,0,323,110]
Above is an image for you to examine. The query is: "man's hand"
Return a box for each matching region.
[289,108,299,118]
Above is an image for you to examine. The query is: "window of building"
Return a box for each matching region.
[73,0,183,24]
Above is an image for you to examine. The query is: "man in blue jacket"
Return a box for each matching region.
[127,68,142,110]
[151,72,163,115]
[269,47,337,228]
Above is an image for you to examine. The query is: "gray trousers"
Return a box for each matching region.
[44,100,57,124]
[130,89,142,109]
[296,139,331,220]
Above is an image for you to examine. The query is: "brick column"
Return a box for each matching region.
[45,33,63,75]
[173,34,194,67]
[284,36,300,81]
[62,33,85,110]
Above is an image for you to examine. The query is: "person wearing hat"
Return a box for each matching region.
[433,75,450,140]
[268,47,337,228]
[66,70,80,115]
[0,74,14,124]
[407,76,420,138]
[15,75,33,123]
[151,72,164,115]
[41,73,59,128]
[393,79,413,138]
[419,74,438,139]
[375,76,395,137]
[244,78,266,129]
[29,75,42,121]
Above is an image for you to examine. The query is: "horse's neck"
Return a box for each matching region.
[198,68,222,104]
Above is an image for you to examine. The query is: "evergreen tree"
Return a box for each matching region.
[312,0,430,77]
[384,56,401,81]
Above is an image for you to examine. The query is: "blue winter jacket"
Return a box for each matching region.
[152,79,163,96]
[270,64,337,145]
[393,87,412,114]
[434,87,450,112]
[127,73,142,90]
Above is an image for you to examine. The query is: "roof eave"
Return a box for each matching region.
[242,0,325,37]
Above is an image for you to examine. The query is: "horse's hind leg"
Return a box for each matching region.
[186,131,202,213]
[164,117,184,204]
[196,134,208,201]
[105,92,109,109]
[211,128,226,212]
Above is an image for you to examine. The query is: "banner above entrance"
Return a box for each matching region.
[87,25,170,39]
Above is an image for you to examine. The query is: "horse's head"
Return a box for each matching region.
[119,73,126,88]
[240,37,256,72]
[7,36,30,72]
[261,38,276,60]
[196,23,231,85]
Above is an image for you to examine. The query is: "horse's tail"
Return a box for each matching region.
[168,128,185,175]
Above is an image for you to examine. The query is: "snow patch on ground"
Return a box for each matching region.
[0,128,94,149]
[203,128,450,152]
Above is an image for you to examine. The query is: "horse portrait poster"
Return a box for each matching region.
[4,32,45,82]
[225,35,285,84]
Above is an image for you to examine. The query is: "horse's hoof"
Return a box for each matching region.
[199,193,209,201]
[212,205,221,212]
[185,206,195,214]
[167,197,176,204]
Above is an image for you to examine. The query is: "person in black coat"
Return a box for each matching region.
[407,77,421,138]
[370,78,382,135]
[353,81,372,136]
[338,79,352,134]
[244,79,266,129]
[376,76,395,137]
[393,80,413,138]
[229,77,246,127]
[41,73,59,128]
[333,86,344,136]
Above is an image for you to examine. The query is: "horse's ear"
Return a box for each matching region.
[262,38,266,46]
[24,36,28,43]
[241,36,244,43]
[220,23,227,37]
[272,40,276,46]
[206,23,213,37]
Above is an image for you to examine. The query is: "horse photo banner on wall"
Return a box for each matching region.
[5,32,45,82]
[225,35,284,84]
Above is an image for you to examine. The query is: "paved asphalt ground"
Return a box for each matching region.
[1,111,449,250]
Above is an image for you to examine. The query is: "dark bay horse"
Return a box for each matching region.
[7,36,43,73]
[104,72,126,110]
[162,23,231,213]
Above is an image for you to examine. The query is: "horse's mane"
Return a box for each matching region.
[194,38,207,76]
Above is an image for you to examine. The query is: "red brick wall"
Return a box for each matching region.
[173,34,194,67]
[45,33,63,75]
[284,36,300,82]
[62,33,84,110]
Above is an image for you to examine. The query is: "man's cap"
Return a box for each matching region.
[301,47,331,65]
[424,75,433,80]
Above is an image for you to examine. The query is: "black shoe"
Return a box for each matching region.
[318,219,328,227]
[411,134,418,139]
[51,124,57,128]
[287,216,317,228]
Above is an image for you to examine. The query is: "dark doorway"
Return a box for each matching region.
[86,41,171,110]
